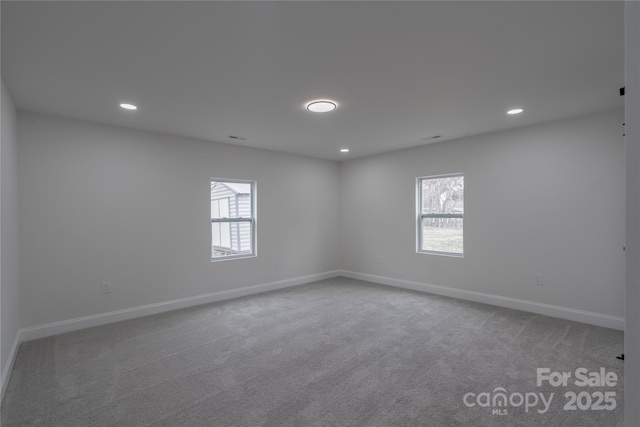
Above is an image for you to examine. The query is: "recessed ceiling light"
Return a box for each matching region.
[507,108,524,115]
[120,103,138,110]
[306,100,337,113]
[340,148,350,153]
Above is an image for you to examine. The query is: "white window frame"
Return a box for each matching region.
[211,178,256,262]
[417,173,464,257]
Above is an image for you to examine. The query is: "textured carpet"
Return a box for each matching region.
[1,277,624,426]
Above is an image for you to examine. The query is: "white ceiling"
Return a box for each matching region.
[1,1,624,161]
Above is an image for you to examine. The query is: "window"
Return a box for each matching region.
[417,174,464,256]
[211,179,256,261]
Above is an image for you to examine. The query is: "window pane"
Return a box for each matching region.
[211,182,251,219]
[422,218,464,254]
[212,221,252,258]
[421,176,464,215]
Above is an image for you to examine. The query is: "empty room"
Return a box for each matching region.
[2,1,639,426]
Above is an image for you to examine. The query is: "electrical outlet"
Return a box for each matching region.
[377,256,384,265]
[101,282,111,294]
[535,274,543,286]
[274,260,280,270]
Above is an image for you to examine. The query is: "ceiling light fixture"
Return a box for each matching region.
[507,108,524,115]
[306,99,337,113]
[120,103,138,110]
[340,148,350,153]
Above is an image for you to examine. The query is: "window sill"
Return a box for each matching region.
[417,250,464,258]
[210,254,256,263]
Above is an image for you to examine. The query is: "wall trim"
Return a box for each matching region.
[19,270,342,342]
[340,270,624,331]
[5,269,622,398]
[1,331,22,402]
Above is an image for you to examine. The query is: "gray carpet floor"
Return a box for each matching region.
[1,277,624,426]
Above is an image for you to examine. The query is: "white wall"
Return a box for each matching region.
[625,2,640,425]
[1,79,20,394]
[340,108,625,319]
[17,112,340,328]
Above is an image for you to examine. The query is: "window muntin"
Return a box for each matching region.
[211,179,256,261]
[418,174,464,256]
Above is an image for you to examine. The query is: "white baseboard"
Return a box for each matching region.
[340,270,625,331]
[1,330,22,402]
[19,270,342,342]
[5,269,622,399]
